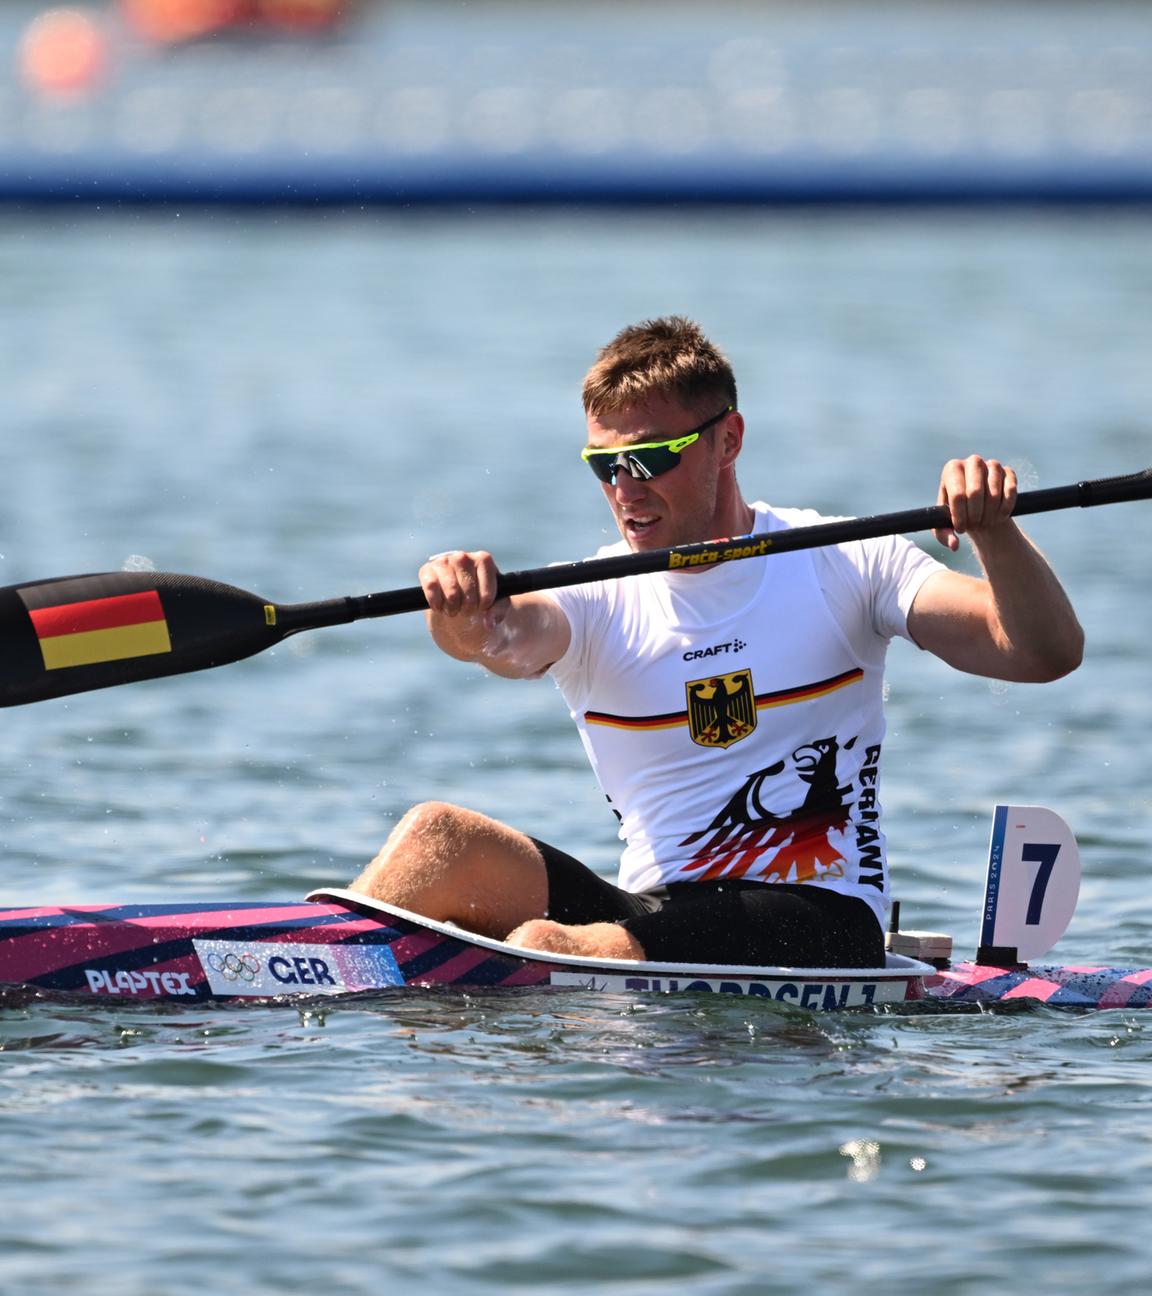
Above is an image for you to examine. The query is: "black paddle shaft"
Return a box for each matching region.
[2,467,1149,707]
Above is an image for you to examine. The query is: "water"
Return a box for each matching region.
[1,209,1151,1294]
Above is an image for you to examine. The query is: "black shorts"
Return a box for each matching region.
[531,838,884,969]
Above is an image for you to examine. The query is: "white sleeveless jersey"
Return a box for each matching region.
[546,503,943,928]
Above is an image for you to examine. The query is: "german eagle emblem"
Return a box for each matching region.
[686,669,756,749]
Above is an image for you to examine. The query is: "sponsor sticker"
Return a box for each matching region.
[194,940,405,996]
[85,967,198,997]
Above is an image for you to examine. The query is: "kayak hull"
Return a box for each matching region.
[0,890,1147,1009]
[0,892,923,1006]
[925,961,1152,1009]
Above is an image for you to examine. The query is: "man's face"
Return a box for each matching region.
[584,393,738,551]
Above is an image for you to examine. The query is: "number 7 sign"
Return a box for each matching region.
[979,805,1082,962]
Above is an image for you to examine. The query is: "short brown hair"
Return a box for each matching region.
[582,316,738,417]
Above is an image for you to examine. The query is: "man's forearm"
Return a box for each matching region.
[426,595,568,680]
[971,522,1084,679]
[427,609,496,663]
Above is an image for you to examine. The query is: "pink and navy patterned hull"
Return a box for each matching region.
[0,900,554,1001]
[926,961,1152,1009]
[0,898,1149,1008]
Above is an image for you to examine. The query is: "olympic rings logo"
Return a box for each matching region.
[206,951,261,982]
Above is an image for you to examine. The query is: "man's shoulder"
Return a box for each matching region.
[753,500,930,564]
[543,538,629,622]
[751,501,849,534]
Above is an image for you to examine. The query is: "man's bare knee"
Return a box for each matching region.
[389,800,471,849]
[349,801,549,937]
[353,801,464,893]
[506,919,646,961]
[505,919,564,951]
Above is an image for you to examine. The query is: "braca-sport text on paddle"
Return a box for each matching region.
[2,467,1149,707]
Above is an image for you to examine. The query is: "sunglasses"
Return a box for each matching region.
[581,406,734,485]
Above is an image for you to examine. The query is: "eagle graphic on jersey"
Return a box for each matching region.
[677,735,857,883]
[686,669,756,748]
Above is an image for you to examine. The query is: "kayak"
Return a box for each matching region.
[0,807,1147,1010]
[0,887,1147,1009]
[0,891,928,1007]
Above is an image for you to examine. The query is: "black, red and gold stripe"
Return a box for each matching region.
[584,667,863,732]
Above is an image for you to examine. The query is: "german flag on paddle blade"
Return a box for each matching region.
[26,589,171,671]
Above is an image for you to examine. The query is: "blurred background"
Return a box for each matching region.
[2,12,1152,1293]
[1,0,1150,204]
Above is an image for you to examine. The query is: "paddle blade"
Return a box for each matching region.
[0,572,283,706]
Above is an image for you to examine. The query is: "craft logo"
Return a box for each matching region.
[686,669,756,749]
[682,638,748,663]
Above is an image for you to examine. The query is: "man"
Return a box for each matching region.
[350,317,1083,968]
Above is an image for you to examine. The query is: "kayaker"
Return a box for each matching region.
[350,316,1084,967]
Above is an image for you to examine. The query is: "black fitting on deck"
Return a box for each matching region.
[975,944,1026,969]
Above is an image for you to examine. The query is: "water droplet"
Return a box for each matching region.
[839,1138,881,1182]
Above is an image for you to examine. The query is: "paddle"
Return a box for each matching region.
[2,467,1149,708]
